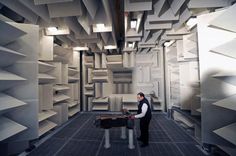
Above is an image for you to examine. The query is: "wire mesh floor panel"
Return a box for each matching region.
[176,143,206,156]
[109,129,130,142]
[152,114,169,120]
[52,127,77,140]
[28,138,66,156]
[72,128,104,141]
[98,141,139,156]
[139,143,183,156]
[28,112,205,156]
[56,140,100,156]
[156,118,197,143]
[149,130,172,142]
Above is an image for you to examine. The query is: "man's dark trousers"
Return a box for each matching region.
[140,118,151,145]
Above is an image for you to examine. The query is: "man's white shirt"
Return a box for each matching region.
[135,103,148,118]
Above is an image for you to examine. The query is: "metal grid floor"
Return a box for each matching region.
[28,112,206,156]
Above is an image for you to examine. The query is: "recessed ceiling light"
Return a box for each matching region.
[130,19,137,29]
[73,46,89,51]
[186,18,197,29]
[96,23,105,29]
[104,45,117,50]
[128,42,133,48]
[164,40,175,47]
[93,23,112,33]
[45,27,70,36]
[47,27,58,32]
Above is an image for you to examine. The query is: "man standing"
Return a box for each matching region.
[132,92,152,147]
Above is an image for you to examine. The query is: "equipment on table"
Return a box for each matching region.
[94,112,135,149]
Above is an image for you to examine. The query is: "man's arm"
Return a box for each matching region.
[134,103,148,118]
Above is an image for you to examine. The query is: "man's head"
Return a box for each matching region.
[137,92,145,101]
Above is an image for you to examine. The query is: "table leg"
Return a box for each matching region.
[128,129,135,149]
[121,127,126,139]
[104,129,110,148]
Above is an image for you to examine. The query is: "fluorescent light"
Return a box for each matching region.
[96,23,105,29]
[93,23,112,32]
[128,42,134,48]
[104,45,117,50]
[93,24,112,33]
[128,43,133,48]
[186,18,197,30]
[47,27,57,32]
[130,19,137,29]
[73,46,89,51]
[45,27,70,36]
[164,40,175,47]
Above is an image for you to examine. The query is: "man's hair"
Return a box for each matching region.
[137,92,145,97]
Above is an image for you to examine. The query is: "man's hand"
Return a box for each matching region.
[129,115,135,120]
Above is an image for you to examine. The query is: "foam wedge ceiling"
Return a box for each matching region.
[0,0,235,52]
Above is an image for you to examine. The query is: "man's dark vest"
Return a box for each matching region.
[137,97,152,120]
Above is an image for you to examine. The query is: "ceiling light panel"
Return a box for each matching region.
[73,46,89,51]
[130,19,137,29]
[104,45,117,49]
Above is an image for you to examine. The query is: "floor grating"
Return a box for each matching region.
[28,112,206,156]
